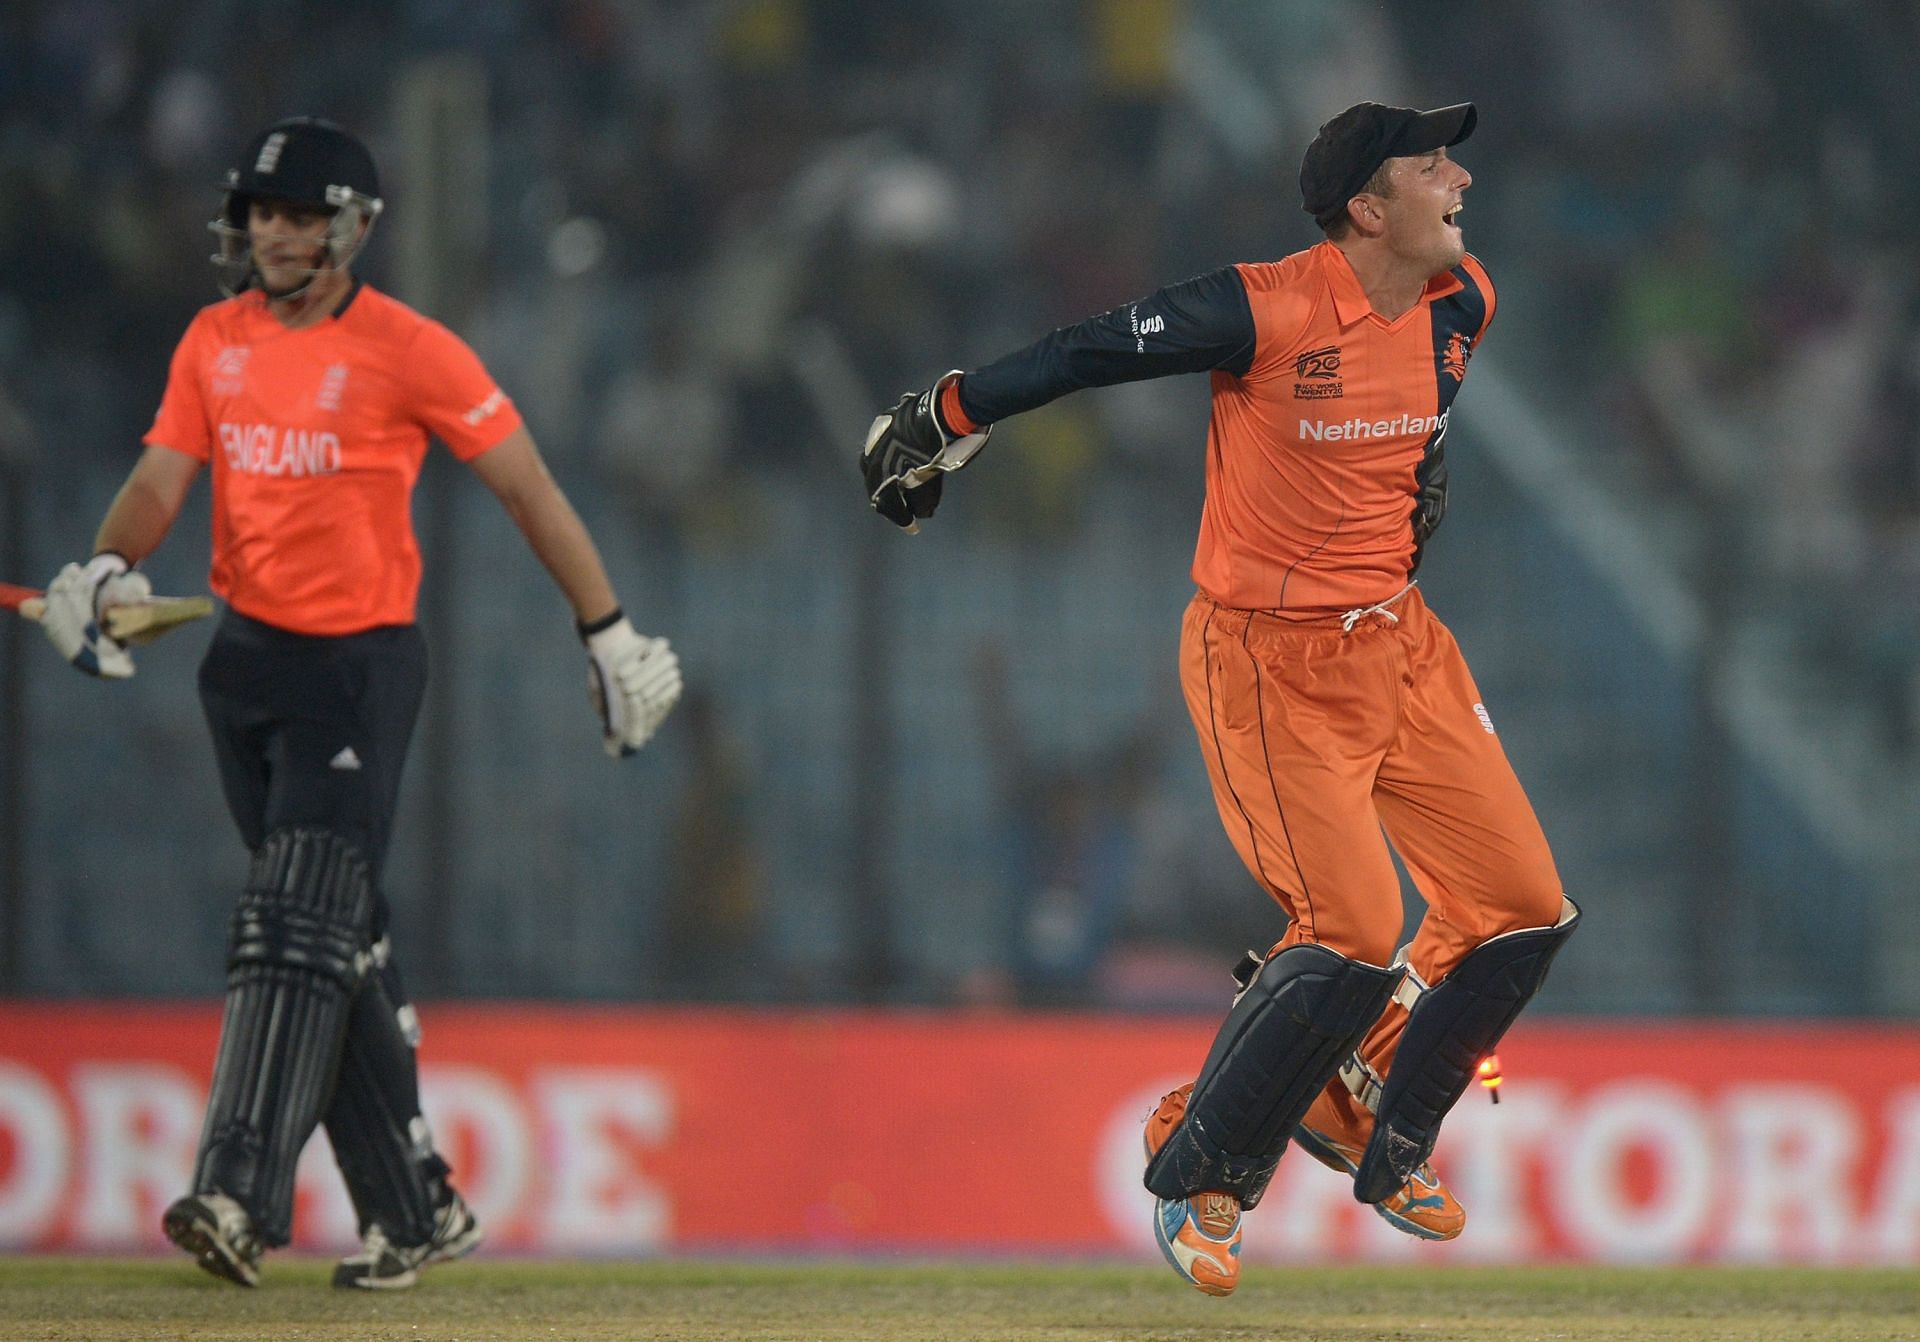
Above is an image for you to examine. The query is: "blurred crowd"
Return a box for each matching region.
[2,0,1915,1007]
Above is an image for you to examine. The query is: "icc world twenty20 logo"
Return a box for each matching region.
[1293,345,1344,400]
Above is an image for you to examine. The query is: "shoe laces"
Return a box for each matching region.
[1195,1193,1241,1238]
[350,1223,397,1264]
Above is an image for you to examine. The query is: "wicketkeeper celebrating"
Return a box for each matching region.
[41,117,682,1288]
[862,101,1578,1295]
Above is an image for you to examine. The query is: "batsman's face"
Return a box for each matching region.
[1378,147,1472,276]
[247,199,332,291]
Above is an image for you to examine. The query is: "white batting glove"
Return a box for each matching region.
[582,613,683,757]
[41,553,152,680]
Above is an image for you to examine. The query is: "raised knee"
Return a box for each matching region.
[1507,882,1569,935]
[1280,927,1398,970]
[1469,889,1573,950]
[1347,929,1401,969]
[1473,858,1567,940]
[1289,894,1405,968]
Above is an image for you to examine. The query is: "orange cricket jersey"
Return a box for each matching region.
[143,283,521,635]
[1194,242,1494,611]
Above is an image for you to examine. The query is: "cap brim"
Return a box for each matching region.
[1395,103,1477,156]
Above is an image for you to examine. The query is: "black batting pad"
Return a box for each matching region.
[324,964,447,1248]
[1144,943,1400,1208]
[193,828,376,1246]
[1353,897,1581,1204]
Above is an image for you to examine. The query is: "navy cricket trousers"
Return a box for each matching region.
[196,608,427,884]
[194,608,442,1242]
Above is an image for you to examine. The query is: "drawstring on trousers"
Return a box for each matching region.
[1340,580,1417,633]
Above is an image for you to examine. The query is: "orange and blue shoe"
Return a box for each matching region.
[1143,1084,1242,1296]
[1293,1086,1465,1241]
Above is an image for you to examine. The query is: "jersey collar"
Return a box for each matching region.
[1318,241,1464,326]
[331,276,364,319]
[235,274,364,329]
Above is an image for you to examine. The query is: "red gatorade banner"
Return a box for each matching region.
[1,1004,1917,1264]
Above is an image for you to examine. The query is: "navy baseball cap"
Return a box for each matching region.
[1299,102,1476,225]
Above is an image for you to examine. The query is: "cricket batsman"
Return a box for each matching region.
[861,101,1579,1295]
[39,117,683,1288]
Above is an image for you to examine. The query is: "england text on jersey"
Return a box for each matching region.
[218,423,342,477]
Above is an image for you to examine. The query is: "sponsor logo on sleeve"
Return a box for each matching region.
[1293,345,1344,399]
[1128,305,1165,352]
[462,388,508,426]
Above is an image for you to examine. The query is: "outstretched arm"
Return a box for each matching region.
[954,266,1257,427]
[861,268,1256,531]
[468,425,682,756]
[466,425,619,625]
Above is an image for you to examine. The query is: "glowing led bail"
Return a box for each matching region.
[1476,1054,1504,1104]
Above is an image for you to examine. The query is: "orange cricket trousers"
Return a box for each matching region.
[1178,584,1564,1078]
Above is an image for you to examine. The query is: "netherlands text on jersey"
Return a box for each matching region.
[1299,409,1448,442]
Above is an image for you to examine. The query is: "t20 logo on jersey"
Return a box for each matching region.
[210,346,252,397]
[1293,344,1344,399]
[1296,345,1341,379]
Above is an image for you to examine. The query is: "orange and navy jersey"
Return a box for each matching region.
[955,241,1495,611]
[144,282,523,635]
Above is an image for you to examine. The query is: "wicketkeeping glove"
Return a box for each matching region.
[582,611,683,757]
[41,552,151,679]
[861,370,991,533]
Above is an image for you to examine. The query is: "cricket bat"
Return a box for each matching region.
[1,581,215,645]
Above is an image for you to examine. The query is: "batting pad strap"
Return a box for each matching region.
[1340,1053,1386,1115]
[1390,955,1429,1013]
[1338,950,1425,1114]
[1352,896,1581,1205]
[1144,944,1400,1209]
[1229,949,1264,1002]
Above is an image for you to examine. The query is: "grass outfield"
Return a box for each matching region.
[0,1259,1916,1341]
